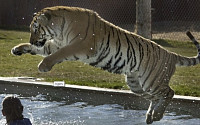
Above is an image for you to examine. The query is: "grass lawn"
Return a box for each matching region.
[0,29,200,97]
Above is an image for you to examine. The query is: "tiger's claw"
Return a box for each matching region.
[11,47,23,56]
[11,44,31,56]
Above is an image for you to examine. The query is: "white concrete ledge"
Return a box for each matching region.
[0,77,199,118]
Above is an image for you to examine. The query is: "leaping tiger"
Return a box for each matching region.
[11,6,200,124]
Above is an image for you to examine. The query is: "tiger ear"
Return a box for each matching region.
[37,12,51,26]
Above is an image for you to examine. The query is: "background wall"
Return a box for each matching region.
[1,0,200,40]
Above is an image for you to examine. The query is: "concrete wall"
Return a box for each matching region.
[0,77,199,118]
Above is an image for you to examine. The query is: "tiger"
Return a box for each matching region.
[11,6,200,124]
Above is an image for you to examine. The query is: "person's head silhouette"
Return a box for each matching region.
[2,96,32,125]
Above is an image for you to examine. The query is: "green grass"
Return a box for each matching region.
[0,29,200,97]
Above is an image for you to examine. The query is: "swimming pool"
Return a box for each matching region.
[0,94,199,125]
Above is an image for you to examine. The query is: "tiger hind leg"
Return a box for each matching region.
[126,74,157,124]
[127,84,155,124]
[126,73,174,124]
[146,99,159,124]
[151,87,174,122]
[144,86,174,124]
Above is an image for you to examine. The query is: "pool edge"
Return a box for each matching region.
[0,77,199,118]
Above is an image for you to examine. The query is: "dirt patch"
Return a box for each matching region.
[152,31,200,41]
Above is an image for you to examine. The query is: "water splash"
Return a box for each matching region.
[0,94,199,125]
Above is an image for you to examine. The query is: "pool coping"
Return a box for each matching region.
[0,77,199,118]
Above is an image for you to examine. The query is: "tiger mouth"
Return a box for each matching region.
[34,39,47,47]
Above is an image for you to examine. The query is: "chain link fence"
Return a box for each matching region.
[1,0,200,41]
[152,0,200,41]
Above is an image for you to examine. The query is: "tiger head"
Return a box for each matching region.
[29,12,53,47]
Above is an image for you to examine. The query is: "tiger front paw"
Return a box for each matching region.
[11,44,31,56]
[38,58,53,72]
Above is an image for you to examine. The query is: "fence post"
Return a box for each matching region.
[135,0,152,39]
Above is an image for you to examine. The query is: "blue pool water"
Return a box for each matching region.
[0,94,199,125]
